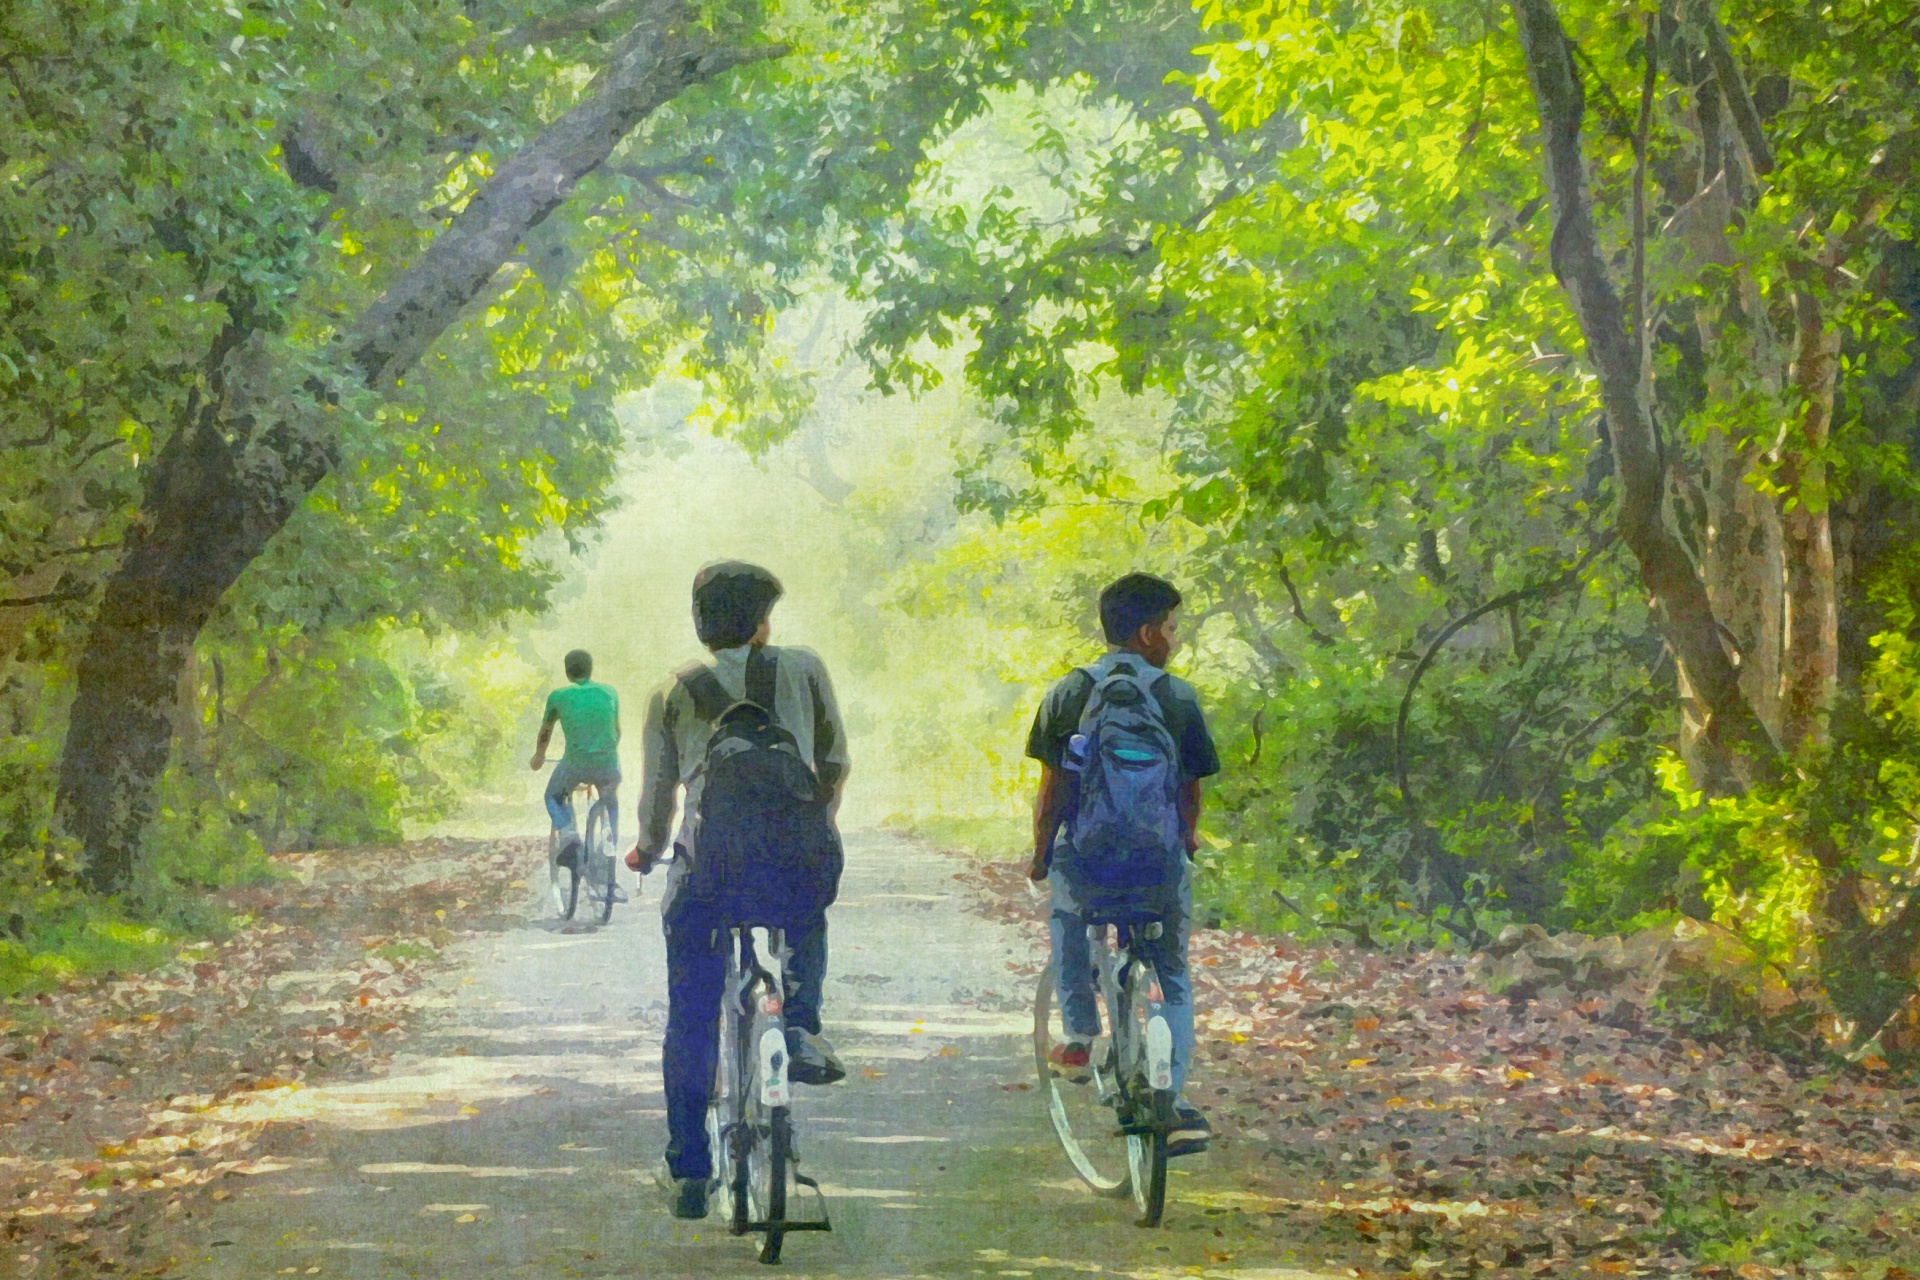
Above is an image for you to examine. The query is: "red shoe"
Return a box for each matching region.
[1048,1040,1092,1082]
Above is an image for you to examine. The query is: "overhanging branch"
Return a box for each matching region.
[1393,539,1613,809]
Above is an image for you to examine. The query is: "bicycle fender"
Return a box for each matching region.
[759,1026,791,1107]
[1145,1014,1174,1091]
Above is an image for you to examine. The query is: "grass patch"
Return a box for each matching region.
[0,901,181,999]
[1645,1162,1920,1273]
[367,939,437,963]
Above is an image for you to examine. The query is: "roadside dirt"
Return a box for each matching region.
[10,837,1920,1280]
[0,838,527,1277]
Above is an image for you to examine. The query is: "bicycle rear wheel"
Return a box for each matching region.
[1033,965,1130,1197]
[750,1107,792,1263]
[548,834,580,920]
[586,801,615,925]
[1128,1088,1172,1226]
[1121,962,1171,1226]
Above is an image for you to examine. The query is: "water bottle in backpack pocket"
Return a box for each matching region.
[1061,660,1185,893]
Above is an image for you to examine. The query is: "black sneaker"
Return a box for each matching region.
[786,1029,846,1085]
[1166,1100,1212,1158]
[660,1164,709,1219]
[555,834,581,870]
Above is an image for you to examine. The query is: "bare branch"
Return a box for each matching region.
[1702,10,1774,177]
[1275,555,1336,647]
[0,582,90,609]
[1394,539,1612,809]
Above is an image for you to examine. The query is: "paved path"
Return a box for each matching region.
[174,833,1334,1278]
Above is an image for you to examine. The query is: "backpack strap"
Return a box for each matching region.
[745,646,777,713]
[675,662,733,724]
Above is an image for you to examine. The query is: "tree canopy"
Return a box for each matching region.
[5,0,1920,1050]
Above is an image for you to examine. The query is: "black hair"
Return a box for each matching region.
[1099,573,1183,645]
[692,561,784,649]
[564,649,593,681]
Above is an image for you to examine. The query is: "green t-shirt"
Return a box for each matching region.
[544,679,620,765]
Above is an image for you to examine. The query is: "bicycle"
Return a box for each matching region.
[548,782,619,925]
[1033,917,1178,1227]
[707,925,830,1264]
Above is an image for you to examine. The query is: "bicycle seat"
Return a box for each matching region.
[1083,916,1167,940]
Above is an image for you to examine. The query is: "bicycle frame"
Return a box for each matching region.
[1088,922,1175,1116]
[712,926,830,1263]
[1035,917,1178,1225]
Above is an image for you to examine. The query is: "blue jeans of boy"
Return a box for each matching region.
[544,757,619,841]
[661,903,829,1181]
[1049,869,1194,1096]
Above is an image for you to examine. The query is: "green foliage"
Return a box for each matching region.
[5,0,1918,1035]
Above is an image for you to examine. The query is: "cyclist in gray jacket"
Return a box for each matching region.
[629,561,849,1219]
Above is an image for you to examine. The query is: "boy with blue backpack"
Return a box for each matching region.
[1026,572,1220,1157]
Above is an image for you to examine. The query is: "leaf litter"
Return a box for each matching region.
[0,837,528,1277]
[964,857,1920,1280]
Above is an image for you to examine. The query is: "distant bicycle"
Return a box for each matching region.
[548,782,620,925]
[1033,917,1177,1227]
[708,925,830,1264]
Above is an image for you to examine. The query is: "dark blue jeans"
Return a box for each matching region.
[662,906,828,1181]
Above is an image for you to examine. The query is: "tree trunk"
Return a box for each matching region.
[54,0,781,891]
[1666,73,1839,759]
[1776,286,1840,750]
[1509,0,1778,796]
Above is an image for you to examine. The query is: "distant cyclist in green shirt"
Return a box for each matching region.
[530,649,622,886]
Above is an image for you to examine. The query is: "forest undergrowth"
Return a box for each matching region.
[965,854,1920,1280]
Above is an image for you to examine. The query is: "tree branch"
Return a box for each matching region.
[487,0,647,51]
[349,2,787,386]
[1275,555,1337,647]
[1630,11,1657,369]
[1394,540,1611,809]
[0,582,90,608]
[1702,9,1774,178]
[1527,649,1669,815]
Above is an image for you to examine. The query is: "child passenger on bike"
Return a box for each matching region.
[1026,572,1220,1157]
[530,648,622,899]
[629,561,850,1219]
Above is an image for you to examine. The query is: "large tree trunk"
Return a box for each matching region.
[1509,0,1779,796]
[1777,286,1840,748]
[54,0,780,891]
[1669,67,1839,760]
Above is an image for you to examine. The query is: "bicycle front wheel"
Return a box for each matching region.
[586,801,615,925]
[1033,965,1130,1197]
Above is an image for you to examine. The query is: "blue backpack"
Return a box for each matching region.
[1061,658,1185,892]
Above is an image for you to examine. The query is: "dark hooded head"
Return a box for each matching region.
[692,561,784,650]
